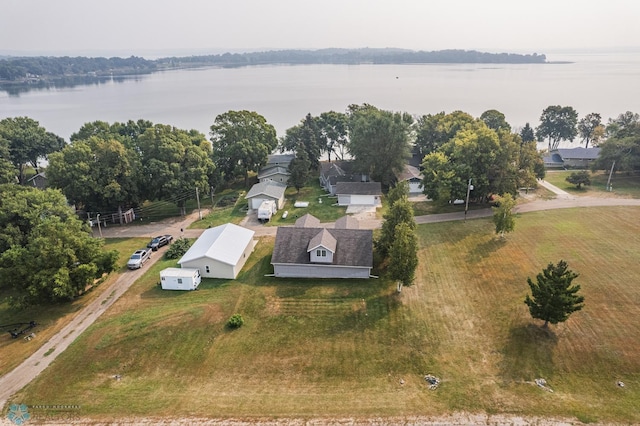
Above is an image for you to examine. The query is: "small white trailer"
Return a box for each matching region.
[160,267,201,291]
[257,200,277,222]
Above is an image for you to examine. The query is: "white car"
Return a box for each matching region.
[127,249,151,269]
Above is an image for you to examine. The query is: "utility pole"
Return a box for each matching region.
[96,213,103,238]
[606,160,616,191]
[196,187,202,220]
[464,178,473,222]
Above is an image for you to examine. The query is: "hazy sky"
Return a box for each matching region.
[1,0,639,56]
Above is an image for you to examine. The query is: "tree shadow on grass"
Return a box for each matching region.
[467,237,507,264]
[499,323,558,383]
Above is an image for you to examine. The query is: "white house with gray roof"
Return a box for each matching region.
[245,180,287,210]
[178,223,256,279]
[257,165,290,184]
[335,182,382,206]
[271,214,373,279]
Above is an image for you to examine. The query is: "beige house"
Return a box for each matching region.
[178,223,256,279]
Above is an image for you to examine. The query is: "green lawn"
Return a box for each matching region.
[0,238,142,377]
[189,188,248,229]
[7,207,640,423]
[545,170,640,197]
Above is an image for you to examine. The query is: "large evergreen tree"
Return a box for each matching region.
[524,260,585,328]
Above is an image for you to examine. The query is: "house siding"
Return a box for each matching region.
[181,239,254,279]
[273,263,371,279]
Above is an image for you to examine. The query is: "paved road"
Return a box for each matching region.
[2,180,640,410]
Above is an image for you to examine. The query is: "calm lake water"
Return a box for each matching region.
[1,52,639,141]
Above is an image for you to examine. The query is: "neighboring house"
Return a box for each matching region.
[245,181,287,210]
[396,164,423,194]
[267,153,295,169]
[257,165,290,184]
[543,147,601,169]
[335,182,382,206]
[178,223,256,279]
[319,161,369,195]
[334,215,359,229]
[27,172,47,189]
[295,213,321,228]
[271,214,373,279]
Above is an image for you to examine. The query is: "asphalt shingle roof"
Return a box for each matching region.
[272,227,373,268]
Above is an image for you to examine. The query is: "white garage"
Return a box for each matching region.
[178,223,256,279]
[335,182,382,206]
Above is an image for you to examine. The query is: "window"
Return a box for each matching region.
[177,278,183,284]
[205,266,210,273]
[316,249,327,257]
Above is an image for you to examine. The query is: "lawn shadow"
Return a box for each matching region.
[467,237,507,263]
[500,323,558,382]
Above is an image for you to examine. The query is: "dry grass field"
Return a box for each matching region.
[7,207,640,424]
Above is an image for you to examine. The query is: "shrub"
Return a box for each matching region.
[165,238,193,260]
[226,314,244,329]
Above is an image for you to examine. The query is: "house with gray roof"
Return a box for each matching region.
[543,147,601,169]
[396,164,423,194]
[271,225,373,279]
[319,161,369,195]
[245,181,287,210]
[267,154,295,168]
[295,213,321,228]
[258,165,290,184]
[335,182,382,206]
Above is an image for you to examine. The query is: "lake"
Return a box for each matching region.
[1,52,640,142]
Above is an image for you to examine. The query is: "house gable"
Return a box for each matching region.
[307,229,337,263]
[271,226,373,278]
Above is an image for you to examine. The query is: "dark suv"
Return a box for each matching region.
[147,234,173,251]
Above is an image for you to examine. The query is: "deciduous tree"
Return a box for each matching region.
[524,260,584,328]
[492,193,516,238]
[47,137,140,214]
[566,170,591,189]
[578,112,602,148]
[317,111,349,162]
[138,125,214,214]
[0,117,64,184]
[0,185,118,307]
[280,113,322,169]
[414,111,475,158]
[387,221,418,293]
[536,105,578,151]
[480,109,511,132]
[347,104,413,187]
[209,110,277,186]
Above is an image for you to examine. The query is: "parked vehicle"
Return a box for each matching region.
[127,249,152,269]
[258,200,277,222]
[147,234,173,251]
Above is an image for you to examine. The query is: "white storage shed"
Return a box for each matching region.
[160,268,201,291]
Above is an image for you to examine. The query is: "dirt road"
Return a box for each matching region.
[0,211,203,410]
